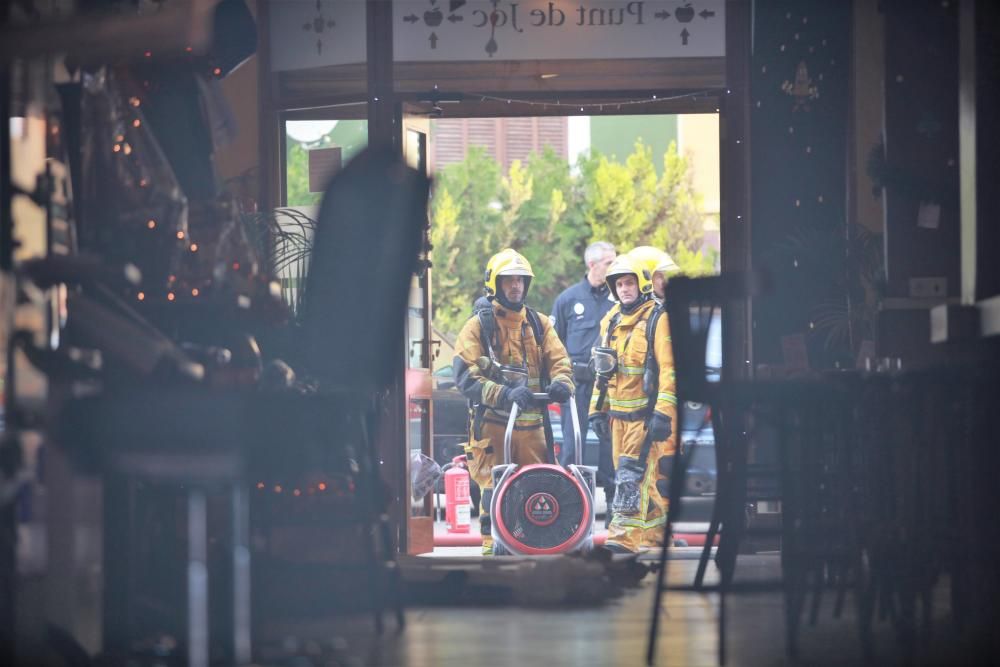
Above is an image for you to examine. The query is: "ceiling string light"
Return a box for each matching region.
[461,88,717,112]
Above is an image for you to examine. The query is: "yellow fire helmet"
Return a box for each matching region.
[655,252,681,276]
[484,248,534,297]
[605,253,652,302]
[628,245,669,281]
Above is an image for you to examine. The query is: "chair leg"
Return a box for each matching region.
[187,489,209,667]
[647,514,672,666]
[783,559,806,661]
[896,584,916,665]
[232,486,252,664]
[697,433,724,586]
[697,401,728,587]
[851,532,876,662]
[696,501,723,588]
[878,568,897,623]
[714,411,745,667]
[720,408,749,568]
[646,411,695,666]
[808,561,824,627]
[359,410,405,634]
[776,405,803,662]
[718,582,727,666]
[833,559,848,620]
[920,584,933,652]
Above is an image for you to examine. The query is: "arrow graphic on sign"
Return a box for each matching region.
[429,32,439,49]
[447,13,463,22]
[654,10,671,20]
[700,9,716,19]
[403,14,419,23]
[449,0,466,10]
[680,28,690,45]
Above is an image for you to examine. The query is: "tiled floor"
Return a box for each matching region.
[256,552,944,666]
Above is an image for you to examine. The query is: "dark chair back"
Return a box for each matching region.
[300,144,431,393]
[664,272,766,403]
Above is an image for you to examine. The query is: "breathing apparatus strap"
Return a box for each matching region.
[476,304,545,361]
[643,305,664,399]
[594,312,622,412]
[523,307,556,464]
[472,304,549,444]
[635,305,665,471]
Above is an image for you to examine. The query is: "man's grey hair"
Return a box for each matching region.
[584,241,616,266]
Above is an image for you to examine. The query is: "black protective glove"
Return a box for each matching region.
[506,385,534,410]
[589,412,611,441]
[547,381,572,404]
[649,412,673,442]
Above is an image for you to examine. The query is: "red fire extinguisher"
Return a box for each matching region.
[444,455,471,533]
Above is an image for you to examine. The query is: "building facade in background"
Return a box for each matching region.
[429,117,569,173]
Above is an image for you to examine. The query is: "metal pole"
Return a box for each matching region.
[188,490,208,667]
[503,403,518,466]
[232,485,251,664]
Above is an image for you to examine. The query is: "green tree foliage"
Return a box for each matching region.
[285,141,322,208]
[431,141,716,338]
[430,148,503,336]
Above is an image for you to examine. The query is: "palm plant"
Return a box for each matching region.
[768,222,884,364]
[241,208,317,317]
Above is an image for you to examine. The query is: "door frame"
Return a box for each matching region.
[257,0,752,553]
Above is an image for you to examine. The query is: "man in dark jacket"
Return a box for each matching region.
[550,241,617,477]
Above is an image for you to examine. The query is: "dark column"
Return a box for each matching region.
[749,0,851,371]
[366,0,397,151]
[878,0,961,364]
[963,0,1000,302]
[721,0,752,380]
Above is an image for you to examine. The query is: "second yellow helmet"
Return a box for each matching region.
[627,246,669,280]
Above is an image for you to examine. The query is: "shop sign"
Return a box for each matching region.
[269,0,724,71]
[393,0,725,61]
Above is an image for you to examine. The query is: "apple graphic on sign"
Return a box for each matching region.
[424,8,443,26]
[675,3,695,22]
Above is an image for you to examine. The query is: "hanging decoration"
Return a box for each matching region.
[782,60,819,112]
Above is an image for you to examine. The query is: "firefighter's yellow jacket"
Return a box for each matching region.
[589,298,676,422]
[453,301,574,431]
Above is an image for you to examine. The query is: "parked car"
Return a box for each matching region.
[677,401,716,523]
[431,365,469,469]
[676,308,723,527]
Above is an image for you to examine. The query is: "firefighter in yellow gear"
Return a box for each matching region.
[588,253,678,553]
[453,249,574,555]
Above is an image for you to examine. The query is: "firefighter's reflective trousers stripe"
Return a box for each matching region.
[606,417,677,552]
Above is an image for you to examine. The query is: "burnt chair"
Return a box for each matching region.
[646,272,872,665]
